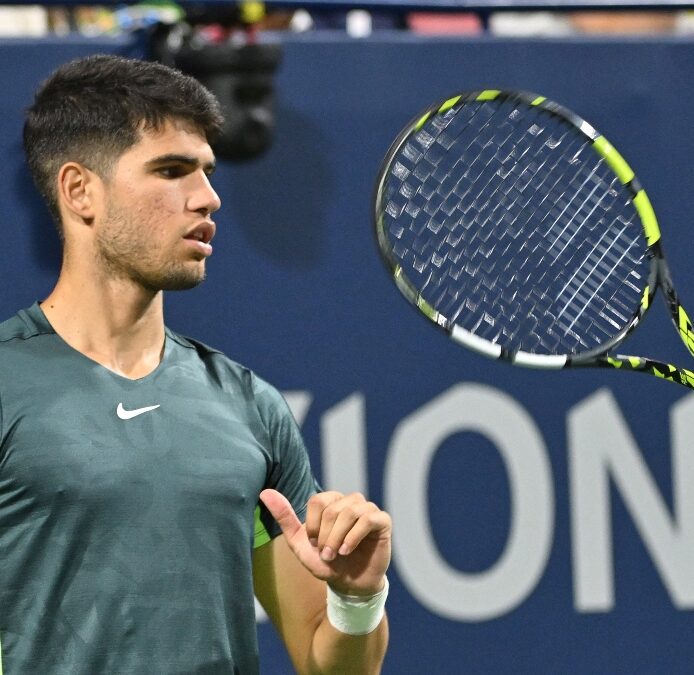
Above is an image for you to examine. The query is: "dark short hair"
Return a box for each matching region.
[23,54,224,228]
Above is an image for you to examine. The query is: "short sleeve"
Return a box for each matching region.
[252,376,320,547]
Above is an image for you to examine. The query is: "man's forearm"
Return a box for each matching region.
[306,613,389,675]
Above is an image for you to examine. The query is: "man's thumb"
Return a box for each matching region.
[259,489,302,538]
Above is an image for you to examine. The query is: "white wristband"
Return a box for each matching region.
[326,577,389,636]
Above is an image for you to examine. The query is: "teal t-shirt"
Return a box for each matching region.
[0,304,318,674]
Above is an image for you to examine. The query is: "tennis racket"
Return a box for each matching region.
[374,89,694,388]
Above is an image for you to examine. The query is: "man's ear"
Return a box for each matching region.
[57,162,100,224]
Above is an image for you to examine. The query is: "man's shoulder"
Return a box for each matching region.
[165,328,283,403]
[167,328,240,367]
[166,327,255,383]
[0,305,48,345]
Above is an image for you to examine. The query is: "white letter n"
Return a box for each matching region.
[569,388,694,612]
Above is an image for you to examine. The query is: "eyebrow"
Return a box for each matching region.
[144,154,216,173]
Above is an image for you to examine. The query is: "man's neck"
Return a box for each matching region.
[40,274,166,380]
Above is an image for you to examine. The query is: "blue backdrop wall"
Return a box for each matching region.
[1,31,694,674]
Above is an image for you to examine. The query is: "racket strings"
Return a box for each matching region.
[382,97,651,356]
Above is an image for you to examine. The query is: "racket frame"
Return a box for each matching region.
[374,89,694,388]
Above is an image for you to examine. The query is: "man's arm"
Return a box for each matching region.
[253,490,391,674]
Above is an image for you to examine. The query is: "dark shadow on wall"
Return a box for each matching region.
[15,159,62,275]
[223,104,333,270]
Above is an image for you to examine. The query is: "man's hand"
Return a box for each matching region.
[259,489,391,597]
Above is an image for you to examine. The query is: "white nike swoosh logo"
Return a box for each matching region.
[116,402,161,420]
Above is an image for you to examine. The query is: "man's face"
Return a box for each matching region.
[94,119,221,291]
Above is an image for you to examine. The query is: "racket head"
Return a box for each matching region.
[374,90,661,368]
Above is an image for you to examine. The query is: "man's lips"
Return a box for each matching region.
[183,222,215,256]
[183,221,215,244]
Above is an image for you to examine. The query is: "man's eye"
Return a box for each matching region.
[158,166,187,178]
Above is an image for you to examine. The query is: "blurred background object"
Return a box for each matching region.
[569,10,678,33]
[0,4,47,36]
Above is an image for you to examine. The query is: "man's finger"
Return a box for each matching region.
[322,502,382,556]
[259,489,302,540]
[305,491,343,543]
[337,510,392,556]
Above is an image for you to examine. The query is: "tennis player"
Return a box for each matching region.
[0,55,390,674]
